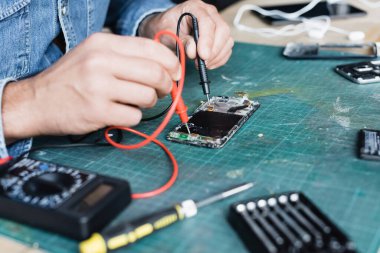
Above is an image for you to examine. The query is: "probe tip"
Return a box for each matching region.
[185,123,191,134]
[206,94,210,102]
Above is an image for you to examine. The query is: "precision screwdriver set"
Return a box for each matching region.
[228,192,356,253]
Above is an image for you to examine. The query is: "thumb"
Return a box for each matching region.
[182,35,197,60]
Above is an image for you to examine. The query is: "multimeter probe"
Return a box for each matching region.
[177,13,211,102]
[104,30,190,199]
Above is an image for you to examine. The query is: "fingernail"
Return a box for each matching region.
[186,41,197,60]
[175,67,182,81]
[185,41,191,51]
[169,82,173,92]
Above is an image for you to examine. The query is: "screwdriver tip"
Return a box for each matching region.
[242,182,255,190]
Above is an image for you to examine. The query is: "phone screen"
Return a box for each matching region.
[252,1,367,26]
[177,110,243,138]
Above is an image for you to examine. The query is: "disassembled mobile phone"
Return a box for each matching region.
[336,60,380,84]
[0,157,131,240]
[284,43,380,59]
[167,96,260,148]
[359,129,380,161]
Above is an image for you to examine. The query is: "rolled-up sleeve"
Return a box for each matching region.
[0,78,33,158]
[106,0,175,36]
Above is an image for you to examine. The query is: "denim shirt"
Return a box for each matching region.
[0,0,174,158]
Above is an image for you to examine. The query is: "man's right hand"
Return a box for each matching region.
[2,33,181,143]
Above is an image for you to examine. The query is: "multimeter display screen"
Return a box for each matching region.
[74,184,113,213]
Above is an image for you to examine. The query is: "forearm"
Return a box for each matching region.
[2,78,40,144]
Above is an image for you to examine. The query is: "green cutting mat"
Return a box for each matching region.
[1,42,379,253]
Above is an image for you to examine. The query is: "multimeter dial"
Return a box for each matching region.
[0,158,95,208]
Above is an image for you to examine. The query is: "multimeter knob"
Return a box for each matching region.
[23,172,75,197]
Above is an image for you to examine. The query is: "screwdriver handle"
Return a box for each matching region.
[79,200,197,253]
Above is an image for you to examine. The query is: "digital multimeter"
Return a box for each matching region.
[0,157,131,240]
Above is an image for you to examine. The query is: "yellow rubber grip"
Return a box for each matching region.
[79,233,107,253]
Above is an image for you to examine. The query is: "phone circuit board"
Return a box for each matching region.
[167,96,260,148]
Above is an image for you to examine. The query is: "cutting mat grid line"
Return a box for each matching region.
[0,43,379,253]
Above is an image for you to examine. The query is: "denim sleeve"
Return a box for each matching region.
[106,0,175,36]
[0,78,33,158]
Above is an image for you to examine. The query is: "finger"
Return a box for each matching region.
[108,79,159,108]
[104,102,143,127]
[86,33,181,80]
[185,7,216,60]
[203,5,231,60]
[207,48,232,70]
[106,52,173,97]
[182,35,197,59]
[206,38,234,69]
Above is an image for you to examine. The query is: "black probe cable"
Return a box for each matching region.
[14,129,124,162]
[67,128,123,144]
[142,13,210,122]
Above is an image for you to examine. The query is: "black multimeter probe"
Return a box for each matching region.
[177,13,211,102]
[142,13,211,122]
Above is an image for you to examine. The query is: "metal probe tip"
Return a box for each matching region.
[206,94,210,102]
[185,123,191,134]
[196,182,255,209]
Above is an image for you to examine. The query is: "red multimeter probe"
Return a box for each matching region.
[105,30,190,199]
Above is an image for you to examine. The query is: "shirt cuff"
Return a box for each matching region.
[113,0,175,36]
[8,138,33,158]
[0,77,33,158]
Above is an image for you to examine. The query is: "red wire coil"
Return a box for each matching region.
[105,30,186,199]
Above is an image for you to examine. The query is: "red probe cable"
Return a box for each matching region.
[0,157,12,165]
[105,30,188,199]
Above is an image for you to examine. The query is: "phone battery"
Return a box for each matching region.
[167,96,260,148]
[359,129,380,160]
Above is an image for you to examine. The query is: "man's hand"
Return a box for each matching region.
[138,0,234,70]
[2,33,181,142]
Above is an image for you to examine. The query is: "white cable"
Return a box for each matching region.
[233,4,331,38]
[358,0,380,8]
[238,0,324,21]
[233,2,366,41]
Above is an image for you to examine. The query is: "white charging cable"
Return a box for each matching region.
[233,0,366,41]
[358,0,380,8]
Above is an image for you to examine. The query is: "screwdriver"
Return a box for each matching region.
[79,182,254,253]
